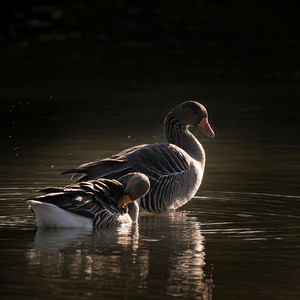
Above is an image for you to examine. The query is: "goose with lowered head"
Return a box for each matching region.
[26,172,150,228]
[62,101,215,212]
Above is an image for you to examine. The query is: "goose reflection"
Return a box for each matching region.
[26,211,213,299]
[139,211,213,299]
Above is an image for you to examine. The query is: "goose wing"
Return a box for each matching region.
[62,143,189,182]
[61,145,144,182]
[33,179,125,219]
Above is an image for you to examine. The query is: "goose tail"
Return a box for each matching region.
[26,200,93,228]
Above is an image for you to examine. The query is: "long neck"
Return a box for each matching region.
[164,114,206,164]
[127,202,139,223]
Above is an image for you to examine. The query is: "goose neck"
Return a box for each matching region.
[164,118,205,163]
[127,202,139,222]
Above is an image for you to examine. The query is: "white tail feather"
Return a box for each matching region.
[27,200,93,228]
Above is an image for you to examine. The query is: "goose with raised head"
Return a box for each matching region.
[62,101,215,212]
[26,173,150,228]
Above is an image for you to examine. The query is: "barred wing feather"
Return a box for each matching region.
[63,143,195,212]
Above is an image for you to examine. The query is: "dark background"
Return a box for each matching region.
[1,0,299,82]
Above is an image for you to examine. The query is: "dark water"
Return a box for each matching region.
[0,79,299,299]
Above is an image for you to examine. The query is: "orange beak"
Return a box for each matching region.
[117,194,133,208]
[197,118,215,138]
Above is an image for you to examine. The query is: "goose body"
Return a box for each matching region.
[62,101,215,213]
[27,173,150,228]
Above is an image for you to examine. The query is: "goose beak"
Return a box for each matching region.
[197,118,215,138]
[117,194,133,208]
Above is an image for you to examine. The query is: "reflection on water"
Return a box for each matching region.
[184,191,300,299]
[24,211,212,299]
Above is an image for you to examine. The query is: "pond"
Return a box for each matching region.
[0,79,299,299]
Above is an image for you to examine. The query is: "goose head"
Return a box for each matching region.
[117,173,150,209]
[165,101,215,138]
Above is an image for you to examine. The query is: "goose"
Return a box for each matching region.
[62,101,215,212]
[26,172,150,228]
